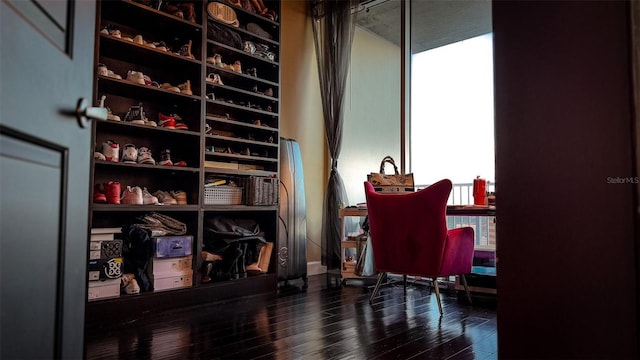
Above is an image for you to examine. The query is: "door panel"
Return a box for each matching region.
[0,0,96,358]
[0,132,66,359]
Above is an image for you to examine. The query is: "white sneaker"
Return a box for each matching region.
[121,186,143,205]
[102,140,119,162]
[142,188,159,205]
[137,147,156,165]
[126,70,146,85]
[121,144,138,164]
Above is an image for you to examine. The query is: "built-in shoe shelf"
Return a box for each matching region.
[87,0,281,319]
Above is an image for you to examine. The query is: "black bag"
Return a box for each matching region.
[207,20,242,49]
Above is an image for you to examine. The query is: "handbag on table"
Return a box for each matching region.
[367,156,415,193]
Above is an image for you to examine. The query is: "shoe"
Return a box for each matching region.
[137,147,156,165]
[102,24,121,38]
[97,63,109,77]
[174,160,187,167]
[145,120,157,127]
[94,151,106,161]
[124,103,147,125]
[160,83,180,93]
[126,70,146,85]
[174,121,188,130]
[178,80,192,95]
[121,186,143,205]
[121,274,140,295]
[257,242,273,274]
[154,41,168,52]
[159,149,173,166]
[93,184,107,203]
[142,187,159,205]
[158,113,176,129]
[102,140,120,162]
[153,190,177,205]
[207,2,239,27]
[206,73,224,85]
[263,88,273,97]
[170,190,187,205]
[232,61,241,73]
[133,34,144,45]
[104,181,121,204]
[106,107,121,121]
[179,40,194,60]
[121,144,138,164]
[247,23,272,39]
[164,2,184,18]
[179,2,197,23]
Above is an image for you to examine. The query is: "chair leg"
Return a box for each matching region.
[460,274,473,305]
[369,272,386,304]
[403,274,407,295]
[432,277,443,316]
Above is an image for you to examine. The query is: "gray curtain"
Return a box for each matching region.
[311,0,358,269]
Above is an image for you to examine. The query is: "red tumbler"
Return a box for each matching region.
[473,176,487,206]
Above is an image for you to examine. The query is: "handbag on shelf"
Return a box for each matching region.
[367,156,415,193]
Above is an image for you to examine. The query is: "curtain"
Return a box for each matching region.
[311,0,359,269]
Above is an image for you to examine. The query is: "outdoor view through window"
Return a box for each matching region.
[411,33,495,189]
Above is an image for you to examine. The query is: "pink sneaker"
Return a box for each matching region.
[121,186,143,205]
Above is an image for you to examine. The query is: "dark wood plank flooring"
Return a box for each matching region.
[85,274,497,359]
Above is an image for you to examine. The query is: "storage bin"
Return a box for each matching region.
[241,176,279,205]
[152,236,193,258]
[204,186,243,205]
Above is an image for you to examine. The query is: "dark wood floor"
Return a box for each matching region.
[85,274,497,359]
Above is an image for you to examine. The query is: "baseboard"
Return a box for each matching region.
[307,261,326,276]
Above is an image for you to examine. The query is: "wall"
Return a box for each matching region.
[493,1,638,358]
[279,2,402,262]
[280,0,326,264]
[340,26,402,206]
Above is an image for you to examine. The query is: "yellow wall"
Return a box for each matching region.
[279,1,401,264]
[280,0,326,263]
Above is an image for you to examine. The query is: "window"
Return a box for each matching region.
[410,33,495,188]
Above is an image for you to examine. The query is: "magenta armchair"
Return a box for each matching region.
[364,179,475,315]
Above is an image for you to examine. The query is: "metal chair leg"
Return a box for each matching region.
[460,274,473,305]
[403,274,407,294]
[369,272,386,304]
[432,277,443,316]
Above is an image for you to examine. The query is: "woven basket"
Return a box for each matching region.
[241,176,279,206]
[204,186,243,205]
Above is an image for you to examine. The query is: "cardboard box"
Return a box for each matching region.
[151,269,193,291]
[152,236,193,258]
[88,257,123,280]
[148,256,193,275]
[89,239,123,260]
[88,278,120,301]
[204,160,238,169]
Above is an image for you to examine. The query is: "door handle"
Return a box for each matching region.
[75,98,107,128]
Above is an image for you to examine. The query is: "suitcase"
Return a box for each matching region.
[277,138,308,287]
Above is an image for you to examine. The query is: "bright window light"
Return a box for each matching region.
[411,33,495,186]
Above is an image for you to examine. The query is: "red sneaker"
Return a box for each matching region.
[93,184,107,203]
[158,113,176,129]
[104,181,121,204]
